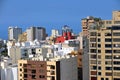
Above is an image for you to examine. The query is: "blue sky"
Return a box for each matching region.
[0,0,120,39]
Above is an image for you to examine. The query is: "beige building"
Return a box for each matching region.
[18,32,27,42]
[83,11,120,80]
[18,56,78,80]
[81,16,102,38]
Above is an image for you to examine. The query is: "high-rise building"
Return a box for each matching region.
[8,27,22,41]
[82,11,120,80]
[26,27,46,41]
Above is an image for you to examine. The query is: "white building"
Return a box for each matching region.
[26,27,46,41]
[53,40,79,56]
[8,27,22,41]
[1,67,18,80]
[0,57,12,69]
[51,29,59,37]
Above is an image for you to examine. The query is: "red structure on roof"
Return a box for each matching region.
[55,25,75,43]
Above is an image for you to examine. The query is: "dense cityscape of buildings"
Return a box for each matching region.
[0,10,120,80]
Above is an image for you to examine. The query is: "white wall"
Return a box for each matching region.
[1,67,18,80]
[60,56,78,80]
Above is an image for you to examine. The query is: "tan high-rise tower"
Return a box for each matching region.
[82,11,120,80]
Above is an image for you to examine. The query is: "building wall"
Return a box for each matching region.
[27,27,46,41]
[18,60,47,80]
[60,56,78,80]
[10,47,21,64]
[47,61,57,80]
[112,11,120,20]
[82,11,120,80]
[8,27,22,41]
[18,32,27,42]
[1,67,18,80]
[88,27,120,80]
[51,29,59,37]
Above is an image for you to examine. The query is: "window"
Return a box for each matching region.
[90,60,97,64]
[90,55,97,59]
[113,38,120,42]
[24,74,27,78]
[105,44,112,48]
[105,55,112,59]
[31,70,36,73]
[105,38,112,42]
[114,78,120,80]
[90,43,96,47]
[93,66,97,70]
[91,66,97,70]
[114,72,120,76]
[32,75,36,79]
[105,61,112,65]
[98,33,101,36]
[113,44,120,48]
[98,55,101,59]
[91,71,97,75]
[113,32,120,36]
[114,21,120,24]
[114,50,120,53]
[98,66,101,70]
[20,74,22,76]
[50,65,55,69]
[106,21,112,24]
[39,75,45,78]
[39,64,44,67]
[98,61,101,64]
[114,61,120,65]
[90,32,96,36]
[23,64,27,67]
[24,69,27,72]
[51,76,55,80]
[98,50,101,53]
[51,71,55,75]
[98,72,101,75]
[98,38,101,42]
[40,69,44,73]
[90,38,96,42]
[114,67,120,70]
[90,49,96,53]
[105,50,112,53]
[106,72,112,76]
[31,64,36,68]
[20,69,22,71]
[114,55,120,59]
[105,33,111,36]
[98,44,101,47]
[106,67,112,70]
[20,63,22,66]
[106,78,109,80]
[101,78,104,80]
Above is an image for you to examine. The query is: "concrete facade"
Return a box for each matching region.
[8,27,22,41]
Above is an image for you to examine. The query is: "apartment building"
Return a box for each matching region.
[83,11,120,80]
[88,26,120,80]
[26,27,46,41]
[8,27,22,41]
[18,56,78,80]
